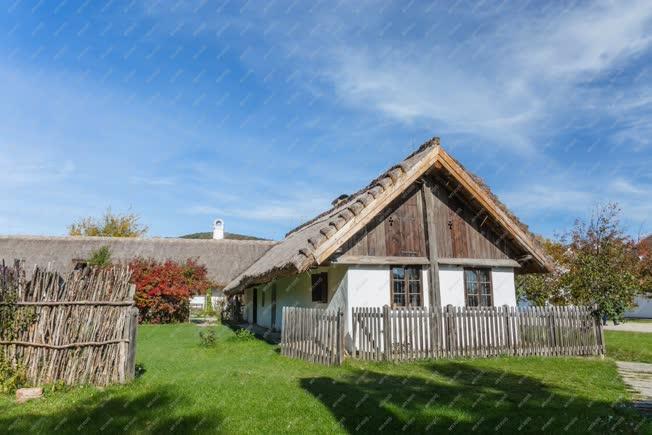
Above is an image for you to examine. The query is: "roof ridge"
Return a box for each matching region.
[0,235,278,245]
[285,136,440,237]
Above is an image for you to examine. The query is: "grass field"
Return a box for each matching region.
[605,330,652,364]
[0,324,649,434]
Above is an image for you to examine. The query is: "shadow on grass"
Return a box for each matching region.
[0,385,221,434]
[301,361,648,434]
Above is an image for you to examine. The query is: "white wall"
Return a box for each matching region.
[242,265,517,334]
[625,296,652,318]
[491,268,517,307]
[243,265,348,331]
[438,266,516,307]
[439,265,466,306]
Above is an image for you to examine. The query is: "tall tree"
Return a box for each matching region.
[69,209,148,237]
[518,203,644,322]
[562,204,641,322]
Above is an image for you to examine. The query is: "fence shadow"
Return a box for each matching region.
[300,361,644,434]
[0,385,221,434]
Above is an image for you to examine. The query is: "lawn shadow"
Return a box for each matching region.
[301,360,648,434]
[0,385,221,434]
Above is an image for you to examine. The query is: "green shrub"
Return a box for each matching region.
[199,329,217,347]
[0,355,27,394]
[232,328,255,342]
[87,246,112,267]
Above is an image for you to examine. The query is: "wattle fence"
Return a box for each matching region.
[280,307,344,366]
[352,305,605,361]
[0,262,138,386]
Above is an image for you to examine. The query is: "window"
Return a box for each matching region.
[261,289,265,307]
[311,273,328,303]
[464,268,493,307]
[391,266,422,307]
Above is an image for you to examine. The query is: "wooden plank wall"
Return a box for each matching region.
[424,175,513,260]
[340,186,426,258]
[340,175,518,262]
[351,305,604,362]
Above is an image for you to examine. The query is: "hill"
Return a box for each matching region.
[179,232,268,241]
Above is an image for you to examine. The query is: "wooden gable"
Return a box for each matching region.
[335,172,520,262]
[339,185,427,258]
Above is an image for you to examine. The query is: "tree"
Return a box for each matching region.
[69,209,148,237]
[87,246,112,268]
[515,239,567,305]
[130,258,214,324]
[518,203,644,322]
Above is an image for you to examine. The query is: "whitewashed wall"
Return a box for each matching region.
[439,266,516,307]
[242,265,516,334]
[242,265,347,331]
[625,296,652,318]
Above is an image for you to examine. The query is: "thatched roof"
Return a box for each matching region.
[0,235,276,289]
[224,137,553,294]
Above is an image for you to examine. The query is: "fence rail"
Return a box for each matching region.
[0,261,138,386]
[280,307,344,366]
[352,305,604,362]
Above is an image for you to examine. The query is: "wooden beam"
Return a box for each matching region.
[333,255,430,265]
[315,146,441,264]
[437,258,521,268]
[421,179,442,308]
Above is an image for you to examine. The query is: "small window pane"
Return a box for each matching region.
[392,266,421,308]
[465,268,492,307]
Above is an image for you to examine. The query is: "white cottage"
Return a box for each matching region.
[224,138,552,343]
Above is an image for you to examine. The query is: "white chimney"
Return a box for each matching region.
[213,219,224,240]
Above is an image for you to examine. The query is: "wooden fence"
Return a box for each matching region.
[0,262,138,386]
[280,307,344,366]
[352,305,605,361]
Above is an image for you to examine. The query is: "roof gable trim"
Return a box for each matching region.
[314,146,441,264]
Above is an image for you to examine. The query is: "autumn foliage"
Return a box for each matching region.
[130,258,213,324]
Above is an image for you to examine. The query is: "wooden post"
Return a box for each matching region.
[592,304,606,357]
[124,306,138,382]
[337,309,344,365]
[382,305,391,361]
[421,180,441,308]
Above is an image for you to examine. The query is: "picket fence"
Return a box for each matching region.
[352,305,605,361]
[280,307,344,366]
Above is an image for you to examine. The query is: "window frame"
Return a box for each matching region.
[311,272,328,303]
[463,267,494,307]
[390,266,423,308]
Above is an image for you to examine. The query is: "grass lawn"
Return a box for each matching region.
[0,324,649,434]
[605,330,652,364]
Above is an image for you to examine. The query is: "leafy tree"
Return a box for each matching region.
[518,203,644,322]
[130,258,213,324]
[69,209,148,237]
[638,239,652,297]
[87,246,112,268]
[516,239,567,305]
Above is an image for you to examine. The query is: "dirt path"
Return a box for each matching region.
[605,322,652,333]
[616,361,652,416]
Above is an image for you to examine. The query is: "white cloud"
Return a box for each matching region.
[516,0,652,80]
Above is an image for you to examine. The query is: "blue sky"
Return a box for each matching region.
[1,0,651,241]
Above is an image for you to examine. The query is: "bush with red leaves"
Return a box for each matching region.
[130,258,213,324]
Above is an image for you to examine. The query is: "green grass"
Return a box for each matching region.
[605,330,652,363]
[0,324,648,434]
